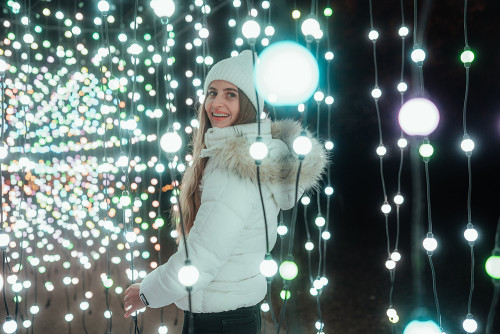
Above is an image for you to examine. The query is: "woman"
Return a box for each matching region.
[124,50,327,333]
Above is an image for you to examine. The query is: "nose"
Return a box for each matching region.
[212,94,223,107]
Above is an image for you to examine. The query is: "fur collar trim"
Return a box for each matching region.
[200,119,328,192]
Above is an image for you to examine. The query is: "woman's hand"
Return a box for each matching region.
[124,283,145,318]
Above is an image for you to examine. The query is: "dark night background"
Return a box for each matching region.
[1,0,500,333]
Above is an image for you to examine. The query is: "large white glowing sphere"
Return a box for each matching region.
[30,305,40,315]
[97,1,110,12]
[423,236,438,252]
[301,16,321,39]
[279,261,298,280]
[260,258,278,277]
[293,135,312,156]
[160,131,183,153]
[178,263,199,287]
[249,141,268,160]
[255,41,319,106]
[0,233,10,248]
[403,320,441,334]
[2,318,17,334]
[150,0,175,18]
[242,18,261,39]
[398,98,440,136]
[463,317,478,333]
[125,231,137,243]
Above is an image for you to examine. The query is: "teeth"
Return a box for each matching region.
[213,113,229,117]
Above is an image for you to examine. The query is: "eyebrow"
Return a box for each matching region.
[208,86,238,93]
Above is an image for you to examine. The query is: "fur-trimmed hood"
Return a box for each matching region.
[200,119,328,195]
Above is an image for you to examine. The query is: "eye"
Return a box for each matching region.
[208,91,217,97]
[227,92,237,98]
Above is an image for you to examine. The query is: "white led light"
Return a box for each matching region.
[411,47,426,63]
[305,241,314,251]
[464,226,478,242]
[249,140,268,160]
[277,225,288,236]
[324,141,334,150]
[321,231,331,240]
[325,186,334,196]
[260,302,270,312]
[461,50,475,64]
[313,91,324,102]
[0,233,10,248]
[97,1,110,13]
[315,216,326,228]
[385,259,396,270]
[398,26,409,37]
[150,0,175,18]
[397,138,408,148]
[419,143,434,158]
[301,15,321,40]
[381,203,391,214]
[199,28,209,39]
[463,317,478,333]
[368,29,379,41]
[80,301,89,311]
[178,262,199,287]
[301,196,311,205]
[160,131,182,153]
[371,87,382,99]
[242,18,261,40]
[65,313,74,322]
[158,324,169,334]
[293,134,312,156]
[325,51,334,61]
[397,81,407,93]
[3,318,17,334]
[390,251,401,262]
[394,194,404,205]
[376,145,387,156]
[461,136,475,153]
[264,25,275,36]
[423,234,438,252]
[260,256,278,277]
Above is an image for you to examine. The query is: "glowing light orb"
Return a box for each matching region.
[2,317,17,334]
[411,47,426,63]
[398,98,440,136]
[242,18,261,40]
[158,324,169,334]
[279,261,298,280]
[301,15,321,40]
[368,29,379,41]
[385,259,396,270]
[461,136,475,153]
[464,226,478,243]
[315,216,325,228]
[249,140,268,160]
[80,301,89,311]
[65,313,74,322]
[485,255,500,279]
[260,302,270,312]
[376,145,387,156]
[277,225,288,236]
[255,41,319,106]
[394,194,404,205]
[260,255,278,277]
[293,133,312,156]
[150,0,175,18]
[397,138,408,148]
[381,203,391,214]
[399,26,409,37]
[305,241,314,251]
[160,131,183,153]
[0,233,10,248]
[461,50,475,64]
[463,316,477,333]
[178,262,199,287]
[423,235,438,252]
[403,320,441,334]
[97,1,110,13]
[419,143,434,158]
[125,231,137,243]
[391,251,402,262]
[30,305,39,315]
[0,59,7,73]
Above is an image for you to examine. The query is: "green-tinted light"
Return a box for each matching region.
[120,112,127,119]
[155,218,165,228]
[43,40,51,48]
[169,32,175,38]
[111,196,119,204]
[279,261,298,280]
[324,7,333,16]
[460,50,475,64]
[144,33,151,41]
[140,193,148,200]
[34,25,42,33]
[144,59,152,66]
[142,251,150,259]
[145,84,152,91]
[141,222,149,230]
[103,278,113,288]
[280,290,291,300]
[485,255,500,279]
[8,33,15,40]
[92,32,99,40]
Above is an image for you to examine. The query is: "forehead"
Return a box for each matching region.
[208,80,238,90]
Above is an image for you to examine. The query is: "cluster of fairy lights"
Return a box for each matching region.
[0,0,340,333]
[367,0,500,333]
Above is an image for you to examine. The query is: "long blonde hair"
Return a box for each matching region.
[175,89,257,242]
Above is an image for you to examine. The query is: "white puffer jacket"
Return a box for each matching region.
[139,119,327,313]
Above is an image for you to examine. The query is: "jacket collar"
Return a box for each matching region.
[199,119,327,192]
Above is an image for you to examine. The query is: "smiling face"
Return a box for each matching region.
[205,80,240,128]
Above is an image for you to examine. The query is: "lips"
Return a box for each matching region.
[212,112,229,118]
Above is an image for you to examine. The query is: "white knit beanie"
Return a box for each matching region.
[203,50,264,115]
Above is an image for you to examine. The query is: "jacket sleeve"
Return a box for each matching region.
[139,169,254,308]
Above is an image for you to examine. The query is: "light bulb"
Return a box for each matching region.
[385,259,396,270]
[461,49,475,64]
[399,98,440,136]
[397,137,408,148]
[277,225,288,236]
[403,320,441,334]
[461,135,475,153]
[397,81,408,93]
[462,316,477,333]
[398,26,409,37]
[260,302,270,312]
[242,18,261,40]
[394,194,404,205]
[368,29,379,41]
[464,225,478,242]
[80,301,89,311]
[65,313,74,322]
[371,87,382,99]
[127,43,143,55]
[2,317,17,334]
[249,139,268,161]
[423,233,438,252]
[97,1,110,13]
[376,145,387,156]
[387,308,397,318]
[314,91,324,102]
[419,142,434,158]
[0,233,10,248]
[293,133,312,156]
[125,231,137,243]
[158,324,169,334]
[120,195,131,207]
[305,241,314,251]
[391,251,402,262]
[381,203,391,214]
[178,261,199,287]
[255,41,319,106]
[315,216,326,227]
[313,278,323,290]
[160,131,183,153]
[279,261,298,280]
[301,15,320,40]
[30,305,39,315]
[411,47,426,63]
[150,0,175,18]
[260,255,278,277]
[301,196,311,205]
[485,255,500,279]
[324,186,334,195]
[322,231,331,240]
[0,58,7,74]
